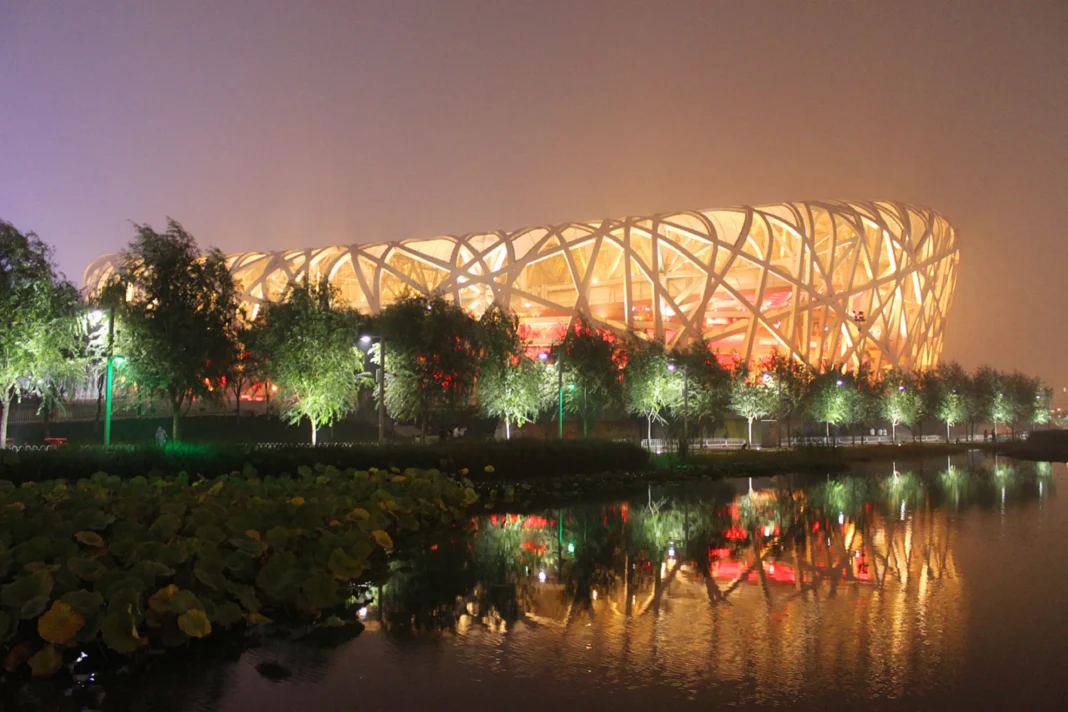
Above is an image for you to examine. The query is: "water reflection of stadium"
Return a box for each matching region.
[368,458,1053,695]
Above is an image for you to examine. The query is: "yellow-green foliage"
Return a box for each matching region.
[0,465,478,674]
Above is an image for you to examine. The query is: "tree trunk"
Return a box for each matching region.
[0,395,10,449]
[946,421,951,443]
[171,396,183,443]
[647,414,652,443]
[94,372,104,432]
[892,421,896,443]
[505,419,511,440]
[234,382,242,419]
[42,403,51,439]
[311,419,318,446]
[747,417,754,446]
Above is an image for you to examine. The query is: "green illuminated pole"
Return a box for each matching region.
[104,307,115,448]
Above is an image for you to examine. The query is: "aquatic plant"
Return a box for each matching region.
[0,464,477,675]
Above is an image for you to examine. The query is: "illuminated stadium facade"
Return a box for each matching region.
[84,200,959,371]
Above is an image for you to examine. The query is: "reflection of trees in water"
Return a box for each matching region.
[377,457,1052,626]
[363,458,1055,697]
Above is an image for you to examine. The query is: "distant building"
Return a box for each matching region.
[84,200,959,370]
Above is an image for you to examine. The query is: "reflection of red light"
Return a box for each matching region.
[430,544,439,551]
[710,560,797,584]
[709,547,732,559]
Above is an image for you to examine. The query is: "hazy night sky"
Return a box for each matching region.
[1,1,1066,386]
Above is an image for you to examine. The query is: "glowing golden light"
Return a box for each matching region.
[83,200,959,370]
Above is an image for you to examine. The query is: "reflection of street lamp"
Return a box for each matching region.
[359,334,386,443]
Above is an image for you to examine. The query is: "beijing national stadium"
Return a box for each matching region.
[84,200,959,371]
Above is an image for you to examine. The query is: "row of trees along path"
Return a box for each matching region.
[0,217,1054,446]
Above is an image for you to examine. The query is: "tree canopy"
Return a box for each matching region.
[477,304,547,438]
[0,220,81,447]
[252,278,368,444]
[621,334,681,441]
[108,219,241,441]
[556,316,622,436]
[372,294,482,435]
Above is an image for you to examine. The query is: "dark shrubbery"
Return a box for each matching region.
[0,439,650,485]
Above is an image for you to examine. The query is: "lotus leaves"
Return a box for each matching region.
[0,463,476,668]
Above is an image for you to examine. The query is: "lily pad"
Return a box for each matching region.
[28,644,63,677]
[37,600,85,644]
[177,609,212,638]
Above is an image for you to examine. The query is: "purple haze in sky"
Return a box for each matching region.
[1,1,1066,387]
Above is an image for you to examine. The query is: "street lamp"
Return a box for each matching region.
[104,352,124,448]
[359,334,387,443]
[102,305,123,448]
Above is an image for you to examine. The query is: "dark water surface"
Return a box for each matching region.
[28,455,1068,711]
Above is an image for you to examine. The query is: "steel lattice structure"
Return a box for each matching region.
[84,200,959,370]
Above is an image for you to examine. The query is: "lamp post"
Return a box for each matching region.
[103,306,124,448]
[360,334,386,444]
[668,362,688,455]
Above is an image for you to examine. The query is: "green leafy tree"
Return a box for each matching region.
[839,366,881,444]
[757,351,812,446]
[879,368,924,443]
[730,361,775,446]
[807,369,851,445]
[0,221,81,447]
[670,340,731,437]
[974,366,1014,441]
[556,316,621,437]
[931,361,969,442]
[108,219,241,441]
[622,335,681,441]
[372,294,481,437]
[477,304,546,438]
[253,279,368,444]
[1032,384,1053,430]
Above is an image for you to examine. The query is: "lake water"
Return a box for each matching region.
[22,454,1068,711]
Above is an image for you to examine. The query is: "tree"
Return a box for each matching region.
[879,368,924,443]
[556,316,622,437]
[0,221,81,448]
[228,325,264,419]
[974,366,1013,441]
[1032,384,1053,431]
[758,351,811,446]
[671,340,730,437]
[807,369,850,445]
[932,361,969,442]
[730,361,774,446]
[108,219,241,441]
[840,366,880,445]
[622,335,681,441]
[372,294,481,437]
[253,279,368,444]
[477,304,546,439]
